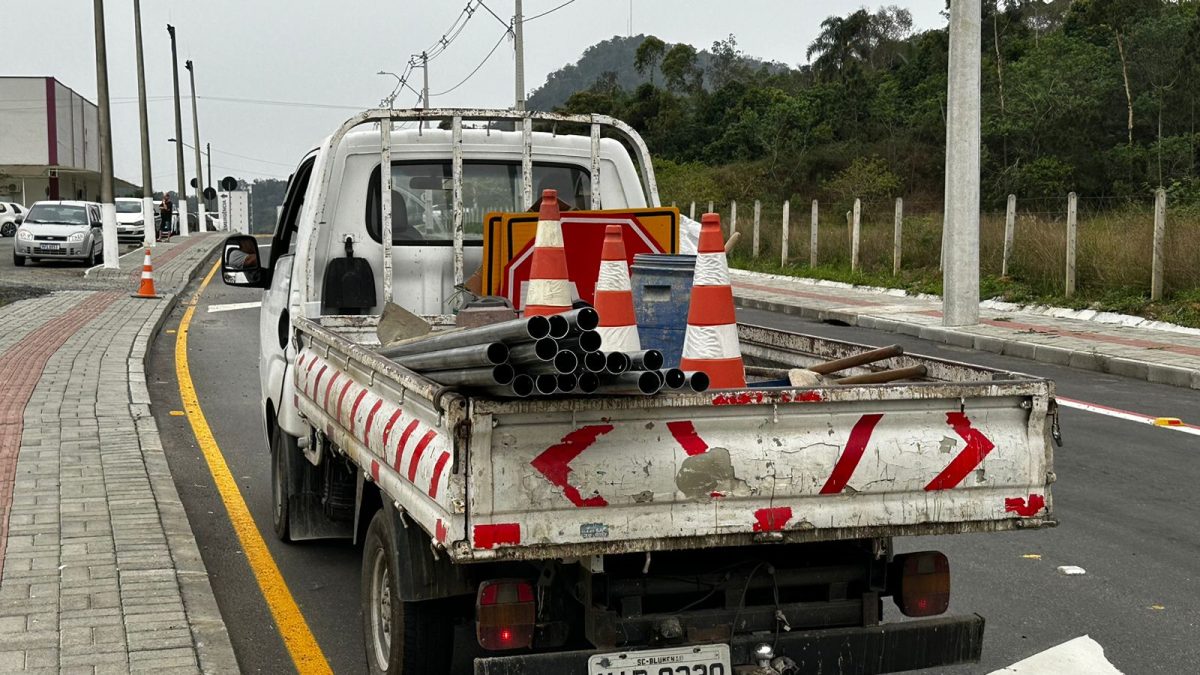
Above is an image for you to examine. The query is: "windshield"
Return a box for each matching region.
[25,204,88,226]
[116,201,142,213]
[366,161,592,245]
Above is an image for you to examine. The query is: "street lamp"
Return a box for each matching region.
[377,70,402,108]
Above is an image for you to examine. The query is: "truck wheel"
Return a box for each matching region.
[361,509,454,674]
[270,424,296,542]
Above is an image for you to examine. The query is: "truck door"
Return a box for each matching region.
[261,154,316,440]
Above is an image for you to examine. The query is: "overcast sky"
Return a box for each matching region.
[6,0,944,187]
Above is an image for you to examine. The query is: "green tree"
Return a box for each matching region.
[806,9,873,82]
[661,43,701,92]
[634,35,666,85]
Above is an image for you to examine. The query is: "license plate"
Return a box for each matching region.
[38,242,61,250]
[588,644,730,675]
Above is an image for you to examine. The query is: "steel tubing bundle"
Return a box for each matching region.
[379,315,551,358]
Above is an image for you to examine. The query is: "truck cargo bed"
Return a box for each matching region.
[293,316,1056,563]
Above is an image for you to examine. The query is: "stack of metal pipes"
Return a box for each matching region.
[378,308,711,398]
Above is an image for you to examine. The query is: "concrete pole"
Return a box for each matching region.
[730,200,737,234]
[422,52,430,108]
[93,0,119,268]
[1151,188,1166,301]
[132,0,155,249]
[168,25,188,236]
[514,0,525,110]
[185,60,206,234]
[810,199,819,267]
[893,197,903,276]
[689,201,695,221]
[1001,194,1016,277]
[708,200,714,214]
[942,0,982,326]
[780,200,790,267]
[851,198,862,271]
[752,199,761,258]
[206,142,212,194]
[1065,191,1077,298]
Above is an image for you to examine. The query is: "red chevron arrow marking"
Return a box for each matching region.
[925,412,996,491]
[530,425,614,507]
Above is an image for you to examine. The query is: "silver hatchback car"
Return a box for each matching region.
[12,201,106,267]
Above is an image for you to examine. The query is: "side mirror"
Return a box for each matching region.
[221,235,268,288]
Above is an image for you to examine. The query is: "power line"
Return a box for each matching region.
[198,95,369,111]
[526,0,580,22]
[210,147,297,168]
[432,30,510,97]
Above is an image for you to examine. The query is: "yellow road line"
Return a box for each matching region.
[175,260,332,674]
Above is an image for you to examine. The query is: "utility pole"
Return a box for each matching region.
[206,142,212,192]
[421,51,430,108]
[185,60,207,234]
[133,0,154,248]
[168,25,188,236]
[93,0,119,268]
[514,0,525,110]
[942,0,981,326]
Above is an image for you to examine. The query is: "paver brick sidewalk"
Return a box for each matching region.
[0,234,237,673]
[731,269,1200,390]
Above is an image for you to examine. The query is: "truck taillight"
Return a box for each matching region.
[893,551,950,617]
[476,580,536,651]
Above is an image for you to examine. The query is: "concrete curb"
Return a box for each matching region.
[734,295,1200,391]
[124,238,238,674]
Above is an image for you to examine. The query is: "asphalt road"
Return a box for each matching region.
[0,235,143,301]
[147,272,1200,674]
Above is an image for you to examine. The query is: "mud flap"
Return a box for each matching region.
[286,448,355,541]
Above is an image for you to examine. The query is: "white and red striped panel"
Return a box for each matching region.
[294,350,453,502]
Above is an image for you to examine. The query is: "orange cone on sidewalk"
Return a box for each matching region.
[679,213,745,388]
[594,224,641,352]
[523,189,572,317]
[131,248,161,299]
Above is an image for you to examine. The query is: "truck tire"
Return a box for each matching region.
[270,424,297,542]
[361,508,454,674]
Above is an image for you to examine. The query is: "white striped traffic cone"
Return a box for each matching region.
[130,248,161,299]
[594,224,640,352]
[524,189,572,317]
[679,213,745,388]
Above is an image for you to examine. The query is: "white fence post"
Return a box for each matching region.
[1152,187,1166,301]
[689,201,695,221]
[1065,191,1077,298]
[1002,194,1016,278]
[893,197,903,276]
[752,199,761,258]
[810,199,818,267]
[730,200,737,234]
[781,200,790,267]
[708,200,714,214]
[851,198,862,271]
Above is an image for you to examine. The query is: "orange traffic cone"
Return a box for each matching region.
[131,248,161,299]
[594,224,640,352]
[523,189,572,317]
[679,213,745,388]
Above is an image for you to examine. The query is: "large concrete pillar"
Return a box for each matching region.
[942,0,981,326]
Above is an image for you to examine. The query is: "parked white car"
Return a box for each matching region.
[115,197,154,243]
[0,202,26,237]
[12,200,106,267]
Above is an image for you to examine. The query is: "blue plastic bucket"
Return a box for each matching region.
[630,254,696,368]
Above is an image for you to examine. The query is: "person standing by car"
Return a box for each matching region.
[159,195,174,241]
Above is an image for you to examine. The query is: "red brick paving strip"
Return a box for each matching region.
[124,233,214,285]
[0,290,122,579]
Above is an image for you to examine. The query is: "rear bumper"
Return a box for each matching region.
[474,614,984,675]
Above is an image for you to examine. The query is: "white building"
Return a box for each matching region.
[0,76,138,206]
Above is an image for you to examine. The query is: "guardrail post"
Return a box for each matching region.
[781,200,790,267]
[1152,187,1166,301]
[851,198,862,271]
[1065,191,1077,298]
[1002,194,1016,278]
[893,197,903,276]
[810,199,818,267]
[752,199,761,258]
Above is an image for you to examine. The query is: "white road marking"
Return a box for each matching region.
[1057,396,1200,436]
[988,635,1122,674]
[207,301,263,313]
[1057,565,1087,576]
[82,245,145,276]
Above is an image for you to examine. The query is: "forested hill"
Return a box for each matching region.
[527,35,783,110]
[536,1,1200,211]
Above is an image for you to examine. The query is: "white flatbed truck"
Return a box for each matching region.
[221,109,1058,675]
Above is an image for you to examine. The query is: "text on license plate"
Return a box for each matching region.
[38,243,61,250]
[588,644,730,675]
